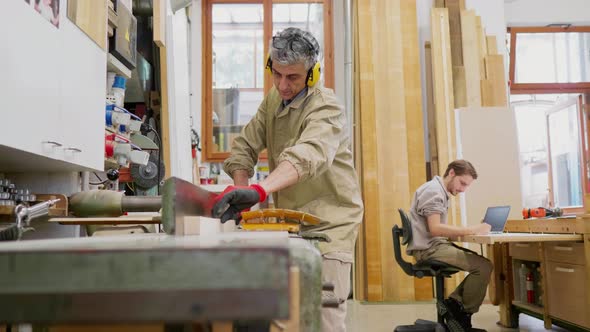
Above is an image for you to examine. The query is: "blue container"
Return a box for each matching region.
[112,75,127,89]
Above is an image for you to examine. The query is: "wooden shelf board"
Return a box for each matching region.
[107,53,132,79]
[512,300,544,315]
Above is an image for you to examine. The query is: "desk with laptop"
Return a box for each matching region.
[457,206,590,331]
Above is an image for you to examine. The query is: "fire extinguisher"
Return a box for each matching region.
[526,271,535,304]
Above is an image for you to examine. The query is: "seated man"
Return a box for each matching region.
[407,160,492,332]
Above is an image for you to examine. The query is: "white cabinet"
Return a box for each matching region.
[0,0,106,172]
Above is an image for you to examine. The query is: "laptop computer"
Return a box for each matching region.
[483,206,511,234]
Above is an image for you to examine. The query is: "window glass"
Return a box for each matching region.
[515,32,590,83]
[547,100,583,207]
[512,94,582,208]
[211,4,264,152]
[272,4,325,83]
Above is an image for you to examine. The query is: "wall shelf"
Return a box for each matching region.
[107,53,132,79]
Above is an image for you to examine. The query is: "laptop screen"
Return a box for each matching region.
[483,206,511,232]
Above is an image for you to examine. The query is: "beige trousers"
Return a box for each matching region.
[321,252,352,332]
[413,241,493,313]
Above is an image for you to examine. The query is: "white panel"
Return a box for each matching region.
[0,0,106,172]
[455,107,523,225]
[0,1,61,157]
[167,10,193,181]
[58,16,106,171]
[189,0,203,165]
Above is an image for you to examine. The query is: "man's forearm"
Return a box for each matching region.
[430,223,474,237]
[259,161,299,194]
[232,169,250,186]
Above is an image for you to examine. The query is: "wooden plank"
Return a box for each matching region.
[270,267,300,332]
[434,0,445,8]
[67,0,108,51]
[486,35,498,54]
[49,215,160,225]
[430,8,454,172]
[460,10,482,107]
[153,0,166,47]
[487,243,503,305]
[505,218,585,234]
[375,0,410,301]
[476,16,487,77]
[481,79,499,106]
[453,66,467,108]
[459,233,583,245]
[358,0,384,301]
[159,45,171,179]
[212,322,233,332]
[482,54,508,106]
[401,0,430,301]
[424,43,439,178]
[50,325,163,332]
[446,0,464,66]
[352,0,367,301]
[431,7,462,292]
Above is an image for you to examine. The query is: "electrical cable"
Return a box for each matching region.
[113,105,142,121]
[89,172,109,186]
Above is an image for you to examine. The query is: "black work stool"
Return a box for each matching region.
[392,209,460,332]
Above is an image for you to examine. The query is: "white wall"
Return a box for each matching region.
[166,4,194,182]
[505,0,590,26]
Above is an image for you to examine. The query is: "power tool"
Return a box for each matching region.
[522,207,563,219]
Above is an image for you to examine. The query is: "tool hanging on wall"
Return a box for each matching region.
[522,207,563,219]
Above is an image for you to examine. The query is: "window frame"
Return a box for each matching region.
[509,26,590,214]
[201,0,334,162]
[508,26,590,93]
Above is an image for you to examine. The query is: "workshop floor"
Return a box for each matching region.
[345,300,569,332]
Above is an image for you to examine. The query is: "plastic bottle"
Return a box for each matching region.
[518,264,528,302]
[526,271,535,304]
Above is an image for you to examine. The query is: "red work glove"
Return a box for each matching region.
[212,184,267,223]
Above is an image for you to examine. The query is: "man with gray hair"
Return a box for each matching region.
[213,27,364,331]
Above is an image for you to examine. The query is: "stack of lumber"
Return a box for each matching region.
[353,0,431,302]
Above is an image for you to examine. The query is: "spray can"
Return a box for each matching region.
[526,271,534,304]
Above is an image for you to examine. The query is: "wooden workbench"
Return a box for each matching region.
[459,217,590,331]
[0,232,323,331]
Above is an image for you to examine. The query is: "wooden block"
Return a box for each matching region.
[434,0,445,8]
[460,10,482,107]
[183,216,221,236]
[486,35,498,54]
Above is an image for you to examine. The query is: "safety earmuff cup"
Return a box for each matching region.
[265,55,321,87]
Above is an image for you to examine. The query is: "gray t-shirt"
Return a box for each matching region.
[406,176,449,254]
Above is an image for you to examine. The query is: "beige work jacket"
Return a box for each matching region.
[223,85,364,254]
